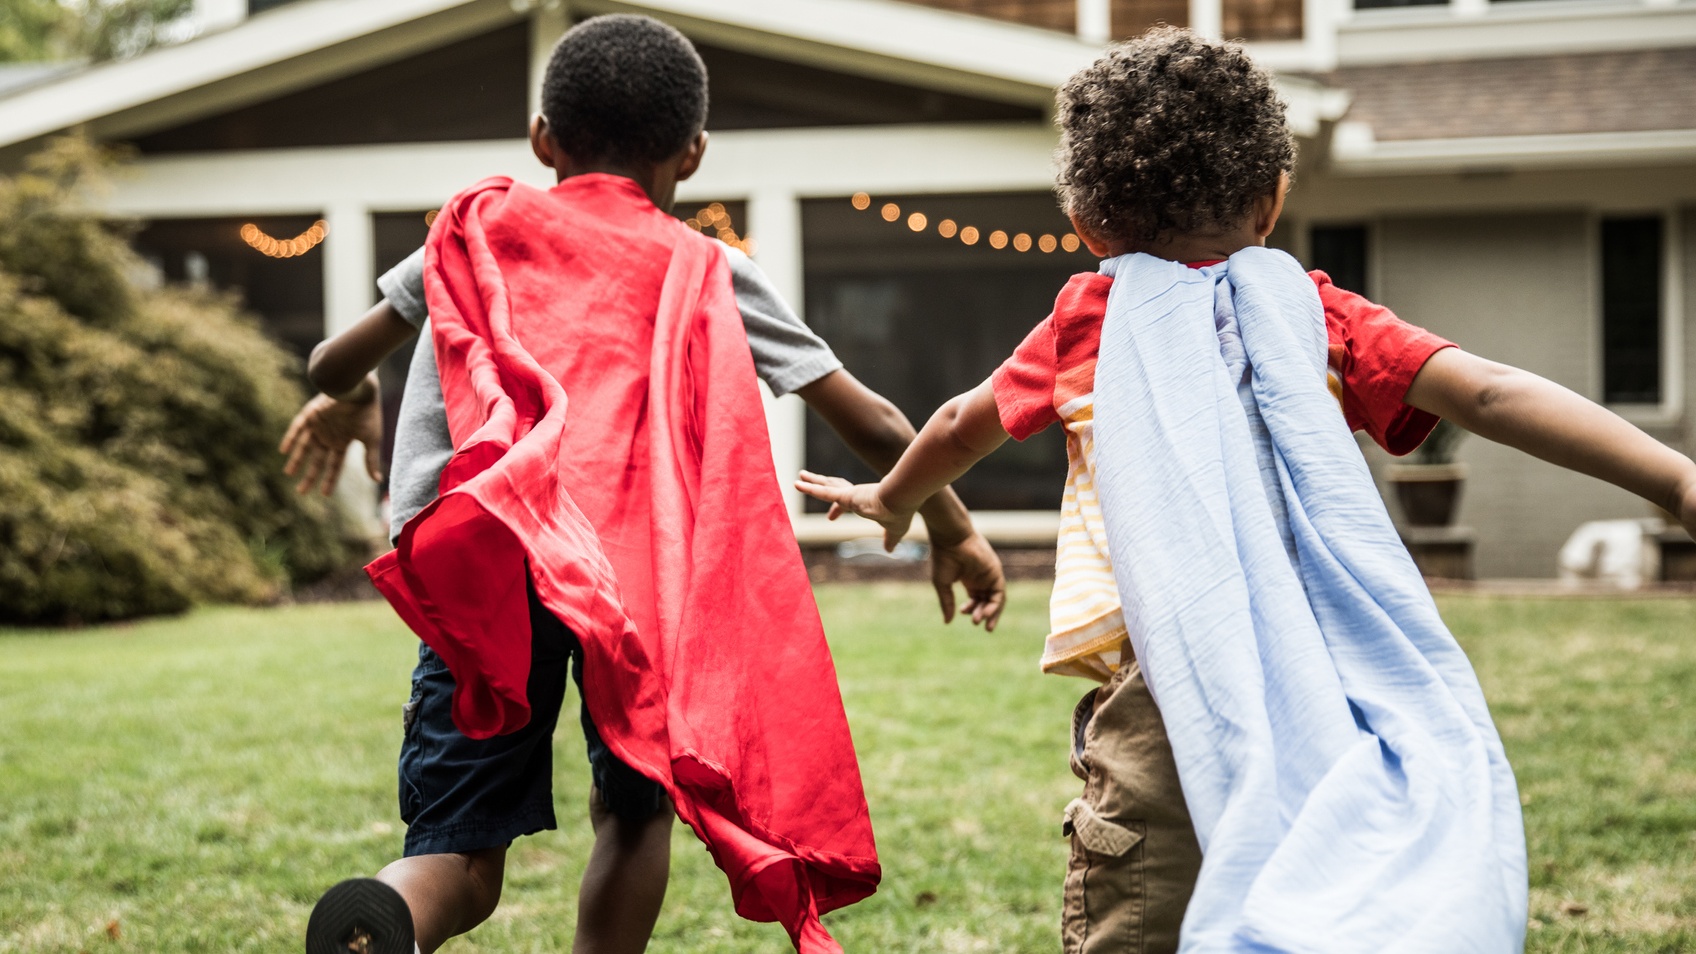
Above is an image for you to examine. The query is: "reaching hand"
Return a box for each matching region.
[279,375,385,496]
[929,531,1007,631]
[794,470,915,551]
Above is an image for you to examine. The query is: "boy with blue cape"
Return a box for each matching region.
[799,27,1696,954]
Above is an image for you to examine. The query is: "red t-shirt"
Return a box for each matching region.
[991,268,1454,456]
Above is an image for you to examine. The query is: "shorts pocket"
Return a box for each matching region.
[397,677,428,824]
[1062,797,1147,954]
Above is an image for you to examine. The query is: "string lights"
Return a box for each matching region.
[684,202,754,254]
[850,192,1084,255]
[240,220,327,259]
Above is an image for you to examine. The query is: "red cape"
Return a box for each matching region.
[366,174,879,951]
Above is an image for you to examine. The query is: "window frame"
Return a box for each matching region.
[1595,208,1683,425]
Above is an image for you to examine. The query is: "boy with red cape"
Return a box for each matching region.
[287,16,1004,954]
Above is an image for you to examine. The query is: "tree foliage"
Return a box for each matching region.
[0,138,366,624]
[0,0,194,64]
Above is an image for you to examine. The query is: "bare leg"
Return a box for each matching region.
[376,846,507,954]
[572,787,674,954]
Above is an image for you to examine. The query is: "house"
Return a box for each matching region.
[0,0,1691,577]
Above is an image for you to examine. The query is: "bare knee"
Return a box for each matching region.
[589,786,674,843]
[460,846,506,923]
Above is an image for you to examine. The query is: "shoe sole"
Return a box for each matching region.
[305,878,415,954]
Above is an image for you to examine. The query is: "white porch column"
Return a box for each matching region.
[1189,0,1223,39]
[322,203,382,527]
[1452,0,1488,19]
[530,2,571,115]
[1077,0,1111,44]
[747,189,808,516]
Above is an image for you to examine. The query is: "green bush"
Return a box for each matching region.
[0,138,365,624]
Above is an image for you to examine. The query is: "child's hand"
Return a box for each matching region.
[929,531,1007,631]
[795,471,914,551]
[279,374,385,496]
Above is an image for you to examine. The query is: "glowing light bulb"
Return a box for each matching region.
[960,226,980,245]
[988,230,1008,250]
[1061,234,1082,253]
[937,219,958,239]
[907,212,927,232]
[1013,233,1032,252]
[880,203,901,222]
[851,192,871,211]
[1038,234,1058,253]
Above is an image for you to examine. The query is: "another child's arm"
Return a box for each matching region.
[1405,347,1696,535]
[797,377,1010,547]
[278,299,416,495]
[796,371,1008,628]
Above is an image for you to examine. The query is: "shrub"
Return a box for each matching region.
[0,138,365,624]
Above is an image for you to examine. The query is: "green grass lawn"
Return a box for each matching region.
[2,583,1693,953]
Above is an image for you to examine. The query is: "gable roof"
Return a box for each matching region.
[0,0,519,148]
[0,0,1347,152]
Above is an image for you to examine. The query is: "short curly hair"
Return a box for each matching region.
[540,15,708,166]
[1056,27,1295,246]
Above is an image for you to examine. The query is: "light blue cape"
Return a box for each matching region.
[1092,248,1527,953]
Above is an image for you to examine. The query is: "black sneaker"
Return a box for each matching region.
[305,878,415,954]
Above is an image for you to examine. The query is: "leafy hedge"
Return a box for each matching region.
[0,139,366,624]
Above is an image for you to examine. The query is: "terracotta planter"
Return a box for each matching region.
[1386,463,1468,528]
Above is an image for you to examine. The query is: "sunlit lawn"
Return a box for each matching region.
[2,583,1693,952]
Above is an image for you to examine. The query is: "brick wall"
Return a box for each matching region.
[899,0,1077,33]
[1223,0,1301,41]
[1112,0,1187,36]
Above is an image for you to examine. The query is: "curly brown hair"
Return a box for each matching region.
[1056,27,1295,246]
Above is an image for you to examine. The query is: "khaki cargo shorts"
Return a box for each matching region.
[1062,658,1202,954]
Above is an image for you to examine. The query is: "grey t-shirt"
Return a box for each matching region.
[378,245,841,543]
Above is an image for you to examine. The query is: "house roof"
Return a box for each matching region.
[0,0,1346,153]
[0,62,82,99]
[1332,48,1696,143]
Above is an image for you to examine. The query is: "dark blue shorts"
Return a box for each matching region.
[397,583,666,857]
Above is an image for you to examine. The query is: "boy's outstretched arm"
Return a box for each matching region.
[795,371,1008,629]
[279,299,416,495]
[1405,348,1696,536]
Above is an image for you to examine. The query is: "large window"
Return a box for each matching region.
[1308,224,1370,297]
[132,215,326,363]
[1600,216,1665,406]
[802,192,1095,512]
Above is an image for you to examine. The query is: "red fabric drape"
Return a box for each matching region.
[366,174,879,951]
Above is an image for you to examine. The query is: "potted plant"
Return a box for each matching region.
[1386,419,1468,527]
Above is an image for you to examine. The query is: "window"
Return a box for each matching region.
[132,215,326,363]
[802,193,1093,511]
[1308,225,1369,297]
[1601,216,1665,406]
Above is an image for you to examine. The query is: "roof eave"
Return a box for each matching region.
[1329,123,1696,175]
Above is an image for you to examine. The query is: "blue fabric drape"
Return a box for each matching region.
[1092,248,1526,952]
